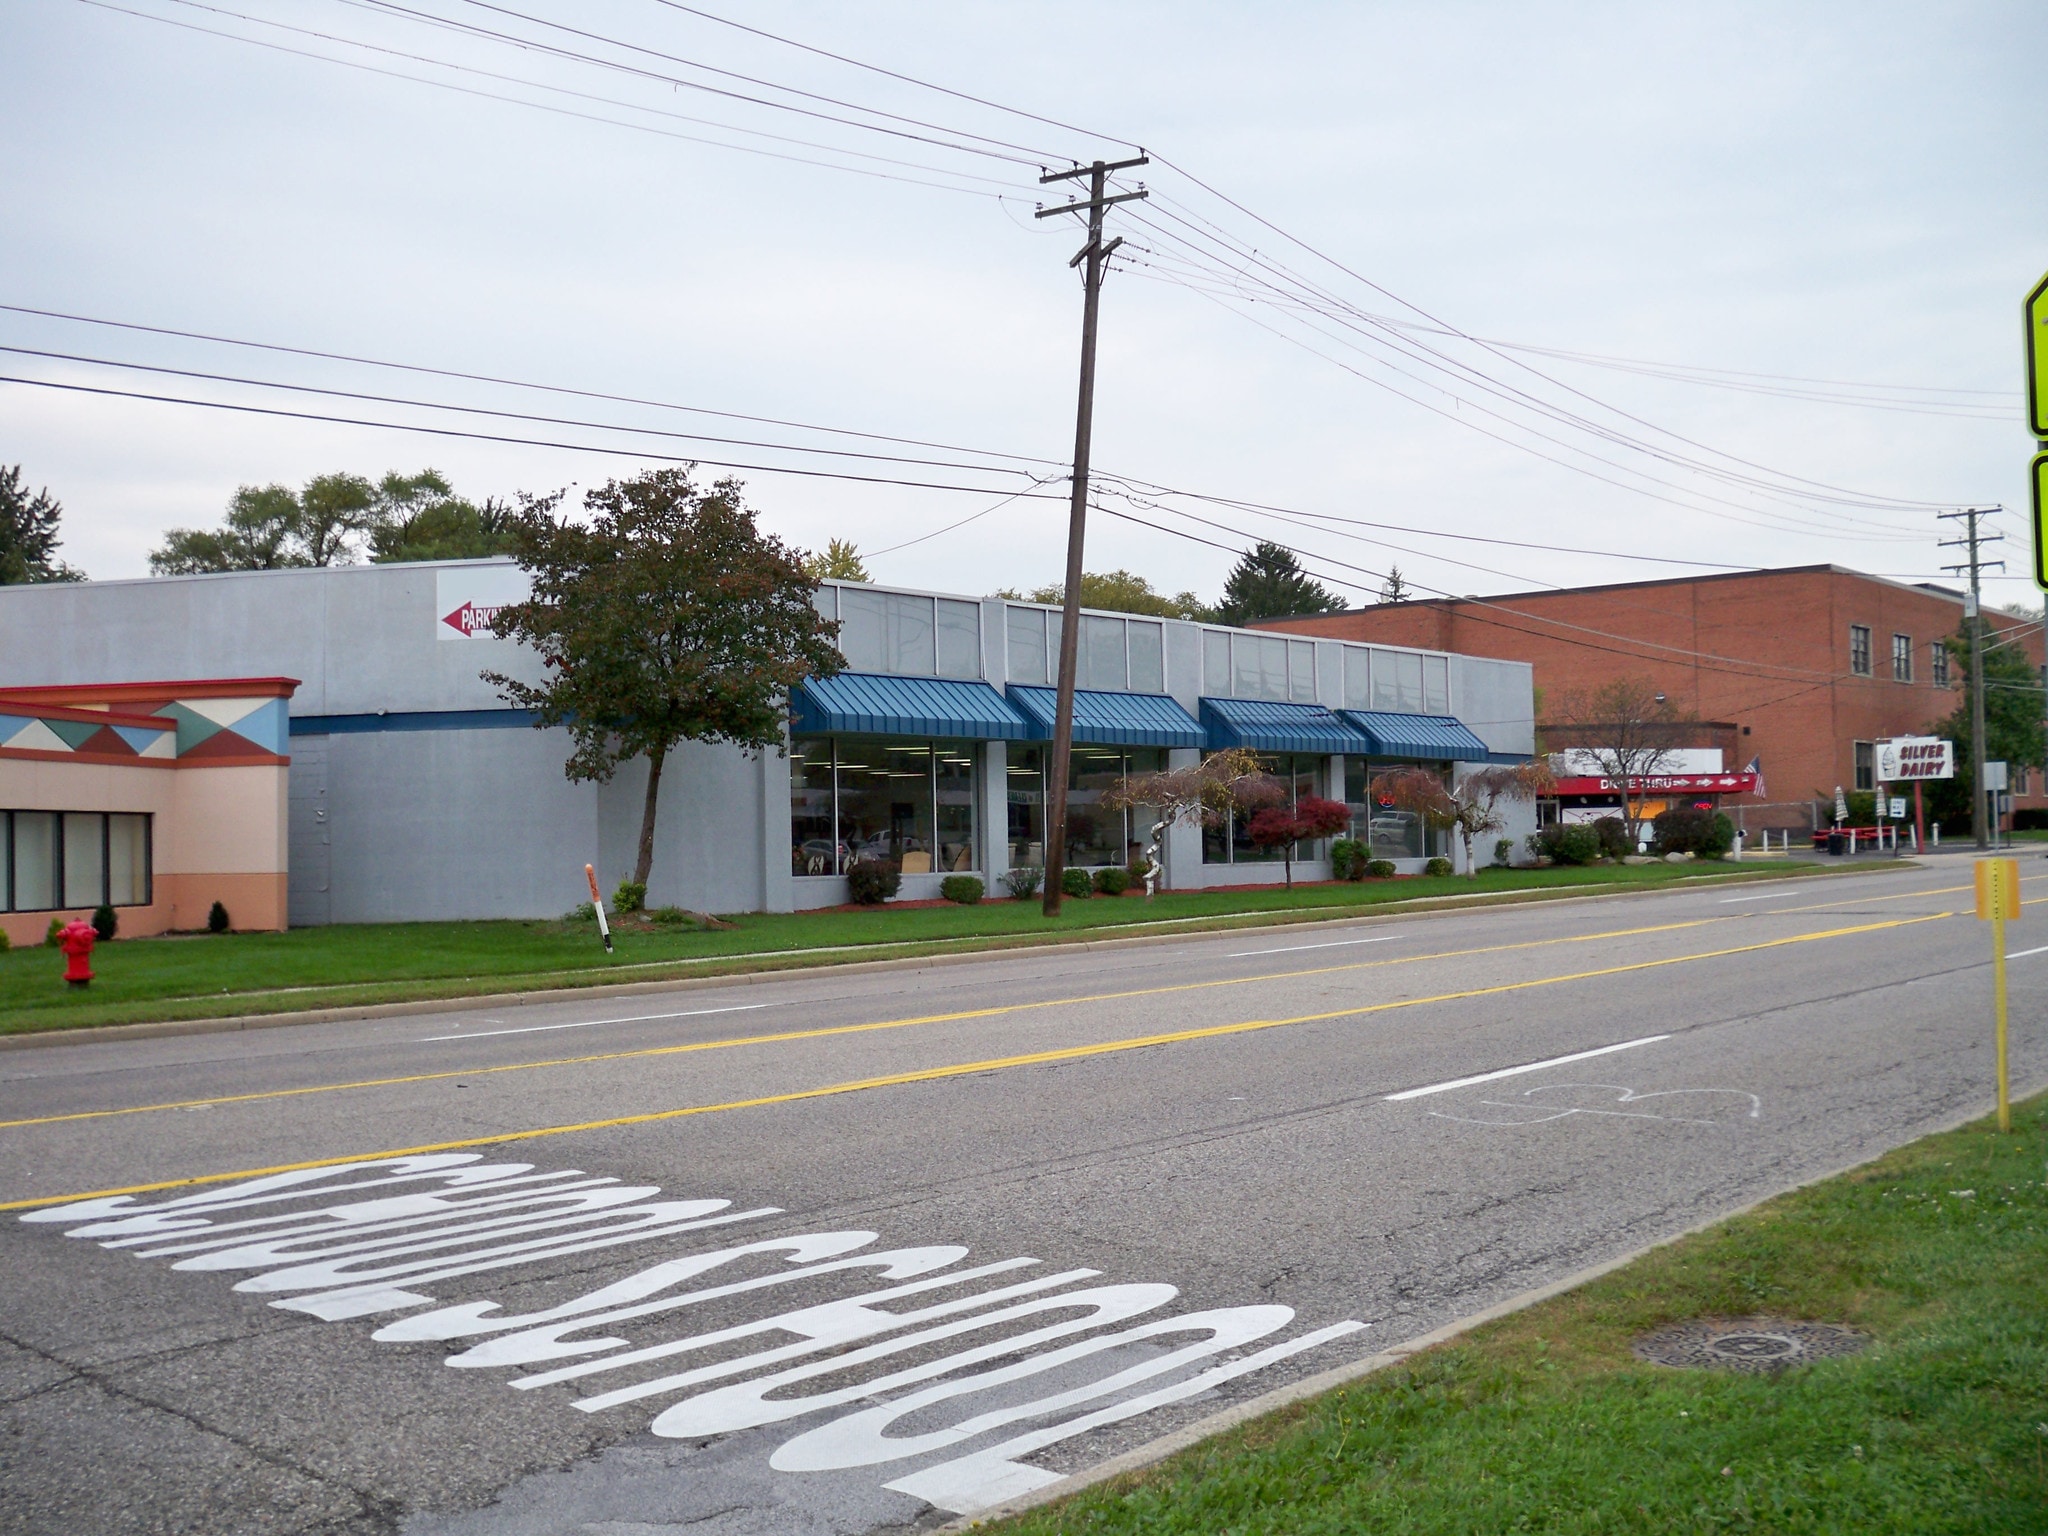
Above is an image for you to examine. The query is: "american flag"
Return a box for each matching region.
[1746,756,1766,798]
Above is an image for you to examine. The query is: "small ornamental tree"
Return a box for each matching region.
[1246,795,1352,888]
[1377,762,1553,876]
[1099,748,1274,889]
[485,468,843,895]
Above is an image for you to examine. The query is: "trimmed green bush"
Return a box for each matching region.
[207,900,231,934]
[1493,838,1515,868]
[1060,867,1093,898]
[649,905,692,926]
[1002,865,1043,899]
[1092,867,1129,896]
[1652,805,1737,859]
[1533,823,1602,866]
[91,904,117,941]
[940,874,984,905]
[845,859,901,905]
[0,927,9,952]
[611,879,646,914]
[45,916,64,947]
[1328,837,1368,881]
[1592,815,1633,859]
[1364,859,1397,879]
[1424,856,1455,877]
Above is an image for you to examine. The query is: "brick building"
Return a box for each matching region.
[1254,565,2045,833]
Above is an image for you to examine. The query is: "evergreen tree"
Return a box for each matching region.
[1214,541,1345,625]
[0,464,84,583]
[801,538,871,582]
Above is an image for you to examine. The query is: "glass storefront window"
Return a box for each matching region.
[1203,755,1325,864]
[790,742,838,875]
[1066,746,1128,868]
[1008,746,1045,868]
[791,740,979,879]
[1005,746,1162,869]
[1340,759,1433,861]
[63,812,103,911]
[1,810,152,911]
[935,748,977,873]
[108,813,151,906]
[9,812,56,910]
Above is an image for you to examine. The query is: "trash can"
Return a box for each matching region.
[1826,831,1847,856]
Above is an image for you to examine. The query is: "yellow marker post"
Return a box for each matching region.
[1975,857,2020,1130]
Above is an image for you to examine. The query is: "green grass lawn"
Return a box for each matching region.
[993,1094,2048,1536]
[0,859,1825,1035]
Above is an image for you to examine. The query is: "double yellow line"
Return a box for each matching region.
[0,911,1947,1212]
[0,916,1728,1133]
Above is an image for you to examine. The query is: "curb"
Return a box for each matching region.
[937,1087,2014,1531]
[0,862,1882,1052]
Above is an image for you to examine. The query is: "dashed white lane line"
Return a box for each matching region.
[1383,1033,1672,1101]
[1228,935,1400,957]
[2007,945,2048,959]
[419,1004,771,1042]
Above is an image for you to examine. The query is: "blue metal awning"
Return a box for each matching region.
[792,672,1032,740]
[1199,697,1375,754]
[1005,686,1204,748]
[1340,709,1497,761]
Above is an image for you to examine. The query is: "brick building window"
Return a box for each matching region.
[1854,741,1874,791]
[1891,633,1913,681]
[1931,642,1949,687]
[1849,625,1871,676]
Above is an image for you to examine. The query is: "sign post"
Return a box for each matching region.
[584,863,613,954]
[2026,268,2047,589]
[1974,857,2019,1132]
[1876,737,1954,850]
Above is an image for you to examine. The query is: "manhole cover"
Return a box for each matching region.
[1632,1318,1869,1374]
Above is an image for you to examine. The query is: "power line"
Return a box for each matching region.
[83,0,1032,199]
[0,374,1071,500]
[0,303,1062,468]
[0,344,1047,481]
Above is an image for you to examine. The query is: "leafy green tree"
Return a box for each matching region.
[998,569,1212,620]
[801,538,871,582]
[1378,565,1412,603]
[484,469,844,890]
[0,464,84,583]
[1922,622,2045,832]
[150,473,376,573]
[368,470,518,562]
[1214,541,1345,625]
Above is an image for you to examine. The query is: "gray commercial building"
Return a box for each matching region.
[0,558,1536,923]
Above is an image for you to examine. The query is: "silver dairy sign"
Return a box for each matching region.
[1874,738,1954,781]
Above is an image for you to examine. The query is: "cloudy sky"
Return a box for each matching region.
[4,1,2044,606]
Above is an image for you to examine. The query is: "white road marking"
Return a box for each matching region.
[1383,1034,1671,1101]
[21,1153,1366,1520]
[419,1004,770,1042]
[2007,944,2048,959]
[1228,934,1399,957]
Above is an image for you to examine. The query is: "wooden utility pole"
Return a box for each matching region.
[1940,507,2004,850]
[1035,155,1148,915]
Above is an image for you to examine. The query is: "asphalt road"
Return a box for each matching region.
[3,855,2042,1535]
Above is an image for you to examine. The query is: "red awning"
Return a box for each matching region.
[1552,772,1759,795]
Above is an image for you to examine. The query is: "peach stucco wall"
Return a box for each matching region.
[0,758,288,946]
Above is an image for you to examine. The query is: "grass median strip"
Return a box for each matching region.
[0,916,1749,1131]
[0,862,1831,1035]
[986,1093,2048,1536]
[0,911,1942,1210]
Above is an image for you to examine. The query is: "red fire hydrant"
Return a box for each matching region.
[58,919,96,987]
